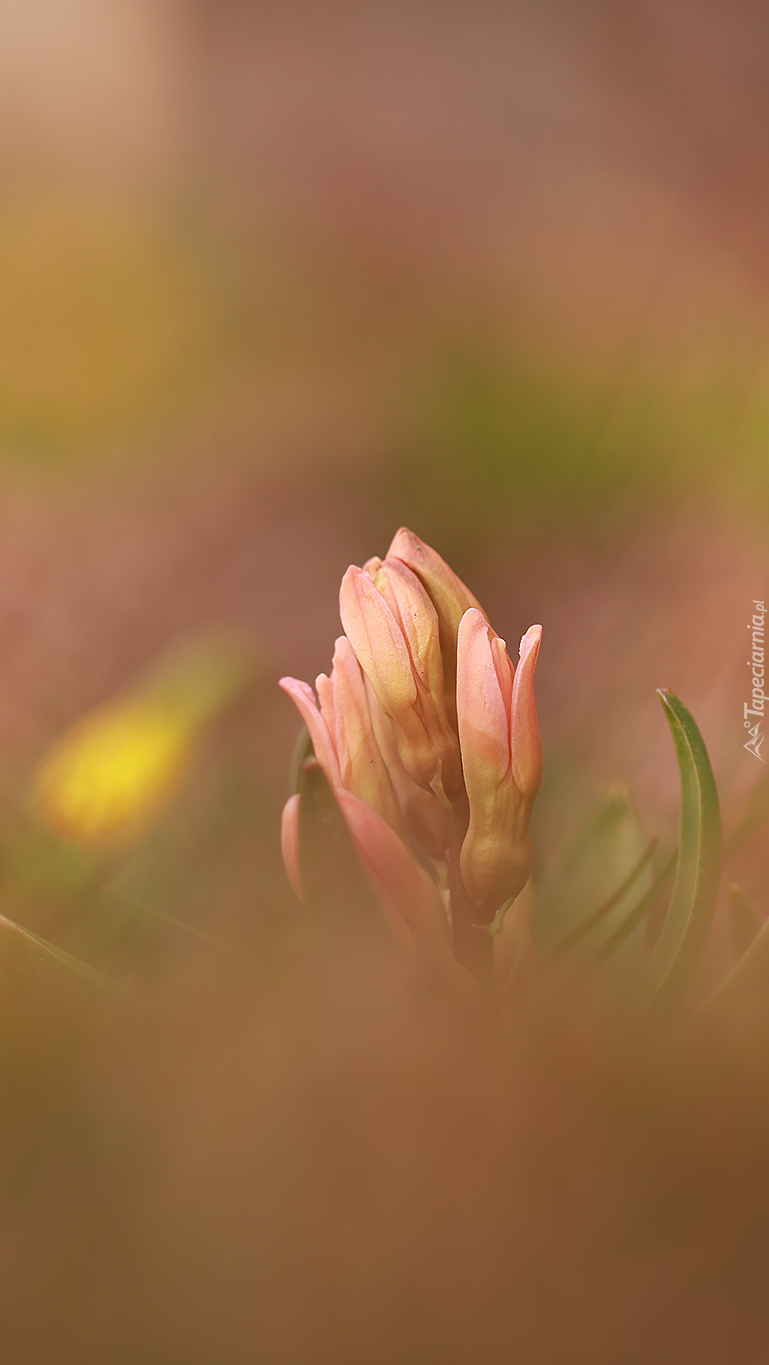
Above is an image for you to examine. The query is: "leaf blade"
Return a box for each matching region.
[0,913,131,998]
[642,689,721,1012]
[532,784,653,968]
[694,888,769,1022]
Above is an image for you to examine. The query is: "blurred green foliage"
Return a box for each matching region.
[383,330,769,552]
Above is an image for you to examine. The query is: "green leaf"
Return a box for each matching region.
[641,690,721,1013]
[100,886,250,962]
[532,784,654,969]
[297,760,381,930]
[543,839,659,965]
[0,913,130,998]
[728,883,763,961]
[694,889,768,1023]
[723,767,769,857]
[585,851,676,970]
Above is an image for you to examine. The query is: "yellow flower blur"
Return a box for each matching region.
[33,699,198,848]
[32,635,256,848]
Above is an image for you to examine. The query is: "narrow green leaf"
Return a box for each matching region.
[100,886,250,962]
[541,837,657,966]
[297,760,381,929]
[694,890,769,1023]
[585,851,677,970]
[727,883,763,961]
[642,690,721,1012]
[723,768,769,857]
[532,784,654,968]
[0,914,130,998]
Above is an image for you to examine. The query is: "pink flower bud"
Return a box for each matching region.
[339,559,460,797]
[456,609,542,922]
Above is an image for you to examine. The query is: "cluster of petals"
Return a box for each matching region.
[339,553,461,799]
[279,527,543,966]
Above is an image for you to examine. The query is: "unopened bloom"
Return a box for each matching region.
[456,611,542,922]
[386,527,485,715]
[279,526,544,993]
[339,556,460,798]
[279,636,402,833]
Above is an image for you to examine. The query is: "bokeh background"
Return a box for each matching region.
[2,3,769,1361]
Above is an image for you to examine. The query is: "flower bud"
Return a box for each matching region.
[387,527,486,718]
[339,559,460,797]
[456,609,542,921]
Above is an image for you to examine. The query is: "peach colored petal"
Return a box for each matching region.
[335,787,451,958]
[509,625,542,796]
[387,527,486,628]
[278,676,341,786]
[328,637,403,832]
[490,634,515,734]
[339,566,417,712]
[456,608,510,784]
[280,794,302,901]
[315,671,336,737]
[372,557,443,694]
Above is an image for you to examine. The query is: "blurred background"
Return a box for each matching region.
[1,2,769,1360]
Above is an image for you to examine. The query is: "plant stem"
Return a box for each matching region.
[448,798,495,998]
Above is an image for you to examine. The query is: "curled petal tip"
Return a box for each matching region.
[390,530,486,623]
[278,675,314,702]
[279,675,341,787]
[518,624,542,660]
[456,608,492,670]
[387,526,419,555]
